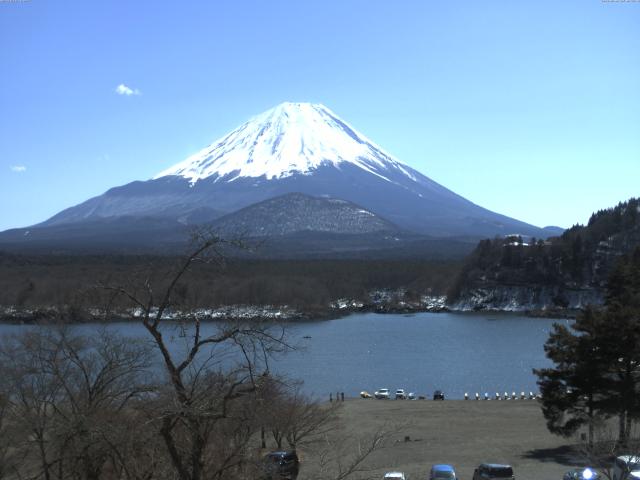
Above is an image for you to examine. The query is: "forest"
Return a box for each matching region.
[0,251,461,320]
[448,198,640,305]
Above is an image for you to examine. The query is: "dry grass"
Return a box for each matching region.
[298,399,585,480]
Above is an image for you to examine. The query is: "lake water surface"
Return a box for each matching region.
[0,311,569,399]
[281,311,566,399]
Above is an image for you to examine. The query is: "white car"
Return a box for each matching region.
[613,455,640,480]
[383,472,407,480]
[395,389,407,399]
[374,388,390,399]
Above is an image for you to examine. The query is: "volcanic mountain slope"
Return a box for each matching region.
[207,193,475,259]
[27,102,551,242]
[211,192,398,237]
[0,192,476,258]
[0,216,190,253]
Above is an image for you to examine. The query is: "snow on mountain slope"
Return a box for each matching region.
[154,102,417,184]
[14,101,554,243]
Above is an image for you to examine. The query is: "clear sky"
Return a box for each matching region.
[1,0,638,231]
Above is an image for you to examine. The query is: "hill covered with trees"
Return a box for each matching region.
[448,198,640,312]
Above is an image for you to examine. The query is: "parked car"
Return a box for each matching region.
[433,390,445,400]
[360,391,372,398]
[407,392,416,400]
[430,463,457,479]
[374,388,390,399]
[382,472,407,480]
[262,451,299,480]
[395,389,407,399]
[563,467,600,480]
[613,455,640,480]
[472,463,514,480]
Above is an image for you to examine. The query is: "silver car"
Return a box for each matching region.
[383,472,406,480]
[374,388,390,399]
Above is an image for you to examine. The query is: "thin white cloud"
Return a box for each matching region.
[115,83,141,96]
[10,165,26,173]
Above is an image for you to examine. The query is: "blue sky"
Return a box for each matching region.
[1,0,638,231]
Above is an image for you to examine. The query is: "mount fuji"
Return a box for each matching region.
[1,102,559,254]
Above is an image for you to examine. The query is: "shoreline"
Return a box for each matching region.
[0,302,577,324]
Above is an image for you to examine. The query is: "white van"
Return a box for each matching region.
[613,456,640,480]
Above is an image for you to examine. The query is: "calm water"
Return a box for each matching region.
[281,312,566,399]
[0,312,568,399]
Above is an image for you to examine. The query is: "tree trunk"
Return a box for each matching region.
[36,432,51,480]
[190,423,205,480]
[588,396,594,448]
[619,410,628,446]
[272,430,283,449]
[161,418,191,480]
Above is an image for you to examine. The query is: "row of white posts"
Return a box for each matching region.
[464,391,540,400]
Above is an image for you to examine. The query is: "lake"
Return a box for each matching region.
[0,311,568,399]
[281,312,566,399]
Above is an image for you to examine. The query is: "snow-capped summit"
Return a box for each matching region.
[154,102,415,184]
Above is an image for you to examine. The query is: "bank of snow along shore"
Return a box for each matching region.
[0,290,449,324]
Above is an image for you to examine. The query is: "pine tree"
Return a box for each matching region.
[535,247,640,445]
[534,306,609,446]
[598,247,640,444]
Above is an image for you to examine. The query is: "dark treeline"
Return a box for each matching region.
[0,253,461,315]
[448,198,640,303]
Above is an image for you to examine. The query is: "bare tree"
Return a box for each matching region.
[0,329,66,480]
[265,382,340,450]
[0,327,154,480]
[103,231,292,480]
[100,407,170,480]
[51,329,153,480]
[0,389,20,480]
[309,425,397,480]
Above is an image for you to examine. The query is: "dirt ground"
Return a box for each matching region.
[299,398,587,480]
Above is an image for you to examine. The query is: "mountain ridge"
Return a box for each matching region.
[2,102,558,253]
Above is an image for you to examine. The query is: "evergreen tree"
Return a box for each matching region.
[598,247,640,444]
[606,247,640,309]
[535,247,640,444]
[534,306,608,445]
